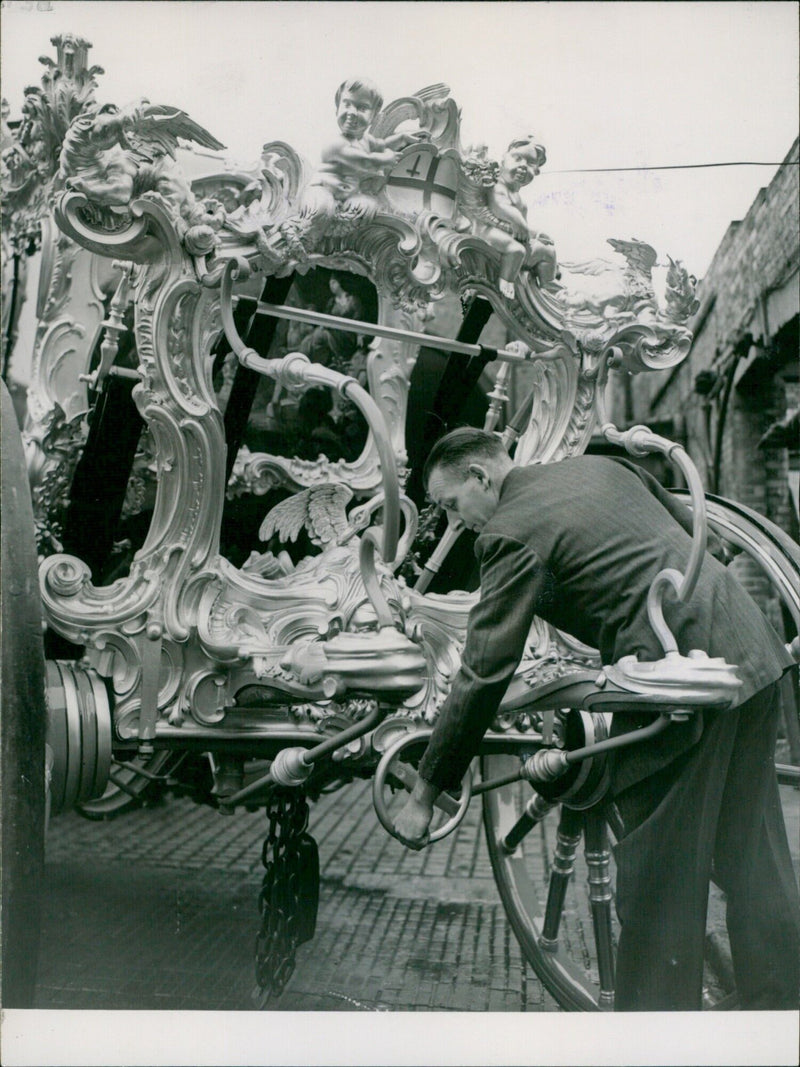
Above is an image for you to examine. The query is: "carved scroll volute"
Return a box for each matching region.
[40,214,225,645]
[54,192,180,266]
[126,268,226,640]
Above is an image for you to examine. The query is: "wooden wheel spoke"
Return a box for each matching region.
[502,791,556,852]
[540,806,584,950]
[583,811,616,1008]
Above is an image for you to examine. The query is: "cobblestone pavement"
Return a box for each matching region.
[34,777,799,1014]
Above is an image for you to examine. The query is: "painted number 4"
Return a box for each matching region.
[404,156,423,178]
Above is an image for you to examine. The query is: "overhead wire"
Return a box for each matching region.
[546,161,794,174]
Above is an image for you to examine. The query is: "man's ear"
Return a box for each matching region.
[467,462,490,486]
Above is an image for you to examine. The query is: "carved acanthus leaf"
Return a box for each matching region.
[2,34,104,242]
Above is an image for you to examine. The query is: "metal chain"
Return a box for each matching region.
[252,790,313,1006]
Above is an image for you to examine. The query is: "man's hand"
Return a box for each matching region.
[393,775,438,850]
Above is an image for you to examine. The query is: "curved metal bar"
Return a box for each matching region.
[667,447,707,603]
[219,256,256,359]
[599,421,708,603]
[220,700,389,808]
[563,712,674,764]
[358,529,396,629]
[233,347,401,565]
[595,371,710,657]
[645,569,684,655]
[299,699,388,764]
[339,377,400,564]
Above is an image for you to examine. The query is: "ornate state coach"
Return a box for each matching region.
[2,35,798,1011]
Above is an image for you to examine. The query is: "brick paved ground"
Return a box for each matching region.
[35,779,560,1012]
[34,776,799,1014]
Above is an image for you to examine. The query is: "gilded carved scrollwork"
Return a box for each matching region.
[34,73,701,747]
[24,406,87,555]
[21,216,111,551]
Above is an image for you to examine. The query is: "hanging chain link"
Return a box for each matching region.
[252,789,319,1007]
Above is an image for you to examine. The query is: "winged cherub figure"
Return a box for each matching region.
[259,78,426,263]
[460,136,558,299]
[299,79,425,230]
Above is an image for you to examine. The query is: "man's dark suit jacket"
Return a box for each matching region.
[418,456,793,794]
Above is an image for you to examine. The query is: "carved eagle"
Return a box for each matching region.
[607,237,658,279]
[59,99,225,185]
[122,100,226,160]
[259,483,354,549]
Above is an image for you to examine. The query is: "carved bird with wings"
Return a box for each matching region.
[59,99,225,208]
[606,237,658,301]
[557,237,659,316]
[121,101,226,160]
[259,483,355,550]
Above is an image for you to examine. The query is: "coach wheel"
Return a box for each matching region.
[373,730,472,845]
[675,490,800,785]
[482,770,618,1010]
[1,378,47,1007]
[482,758,744,1011]
[481,494,800,1011]
[481,709,623,1012]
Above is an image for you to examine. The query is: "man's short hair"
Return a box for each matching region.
[423,428,507,490]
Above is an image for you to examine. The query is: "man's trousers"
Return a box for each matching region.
[611,682,800,1011]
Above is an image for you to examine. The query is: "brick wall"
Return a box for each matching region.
[607,139,799,628]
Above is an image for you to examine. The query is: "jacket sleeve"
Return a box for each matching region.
[417,533,556,793]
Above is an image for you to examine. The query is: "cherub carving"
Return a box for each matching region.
[302,79,425,228]
[460,136,558,299]
[259,78,425,263]
[58,100,226,251]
